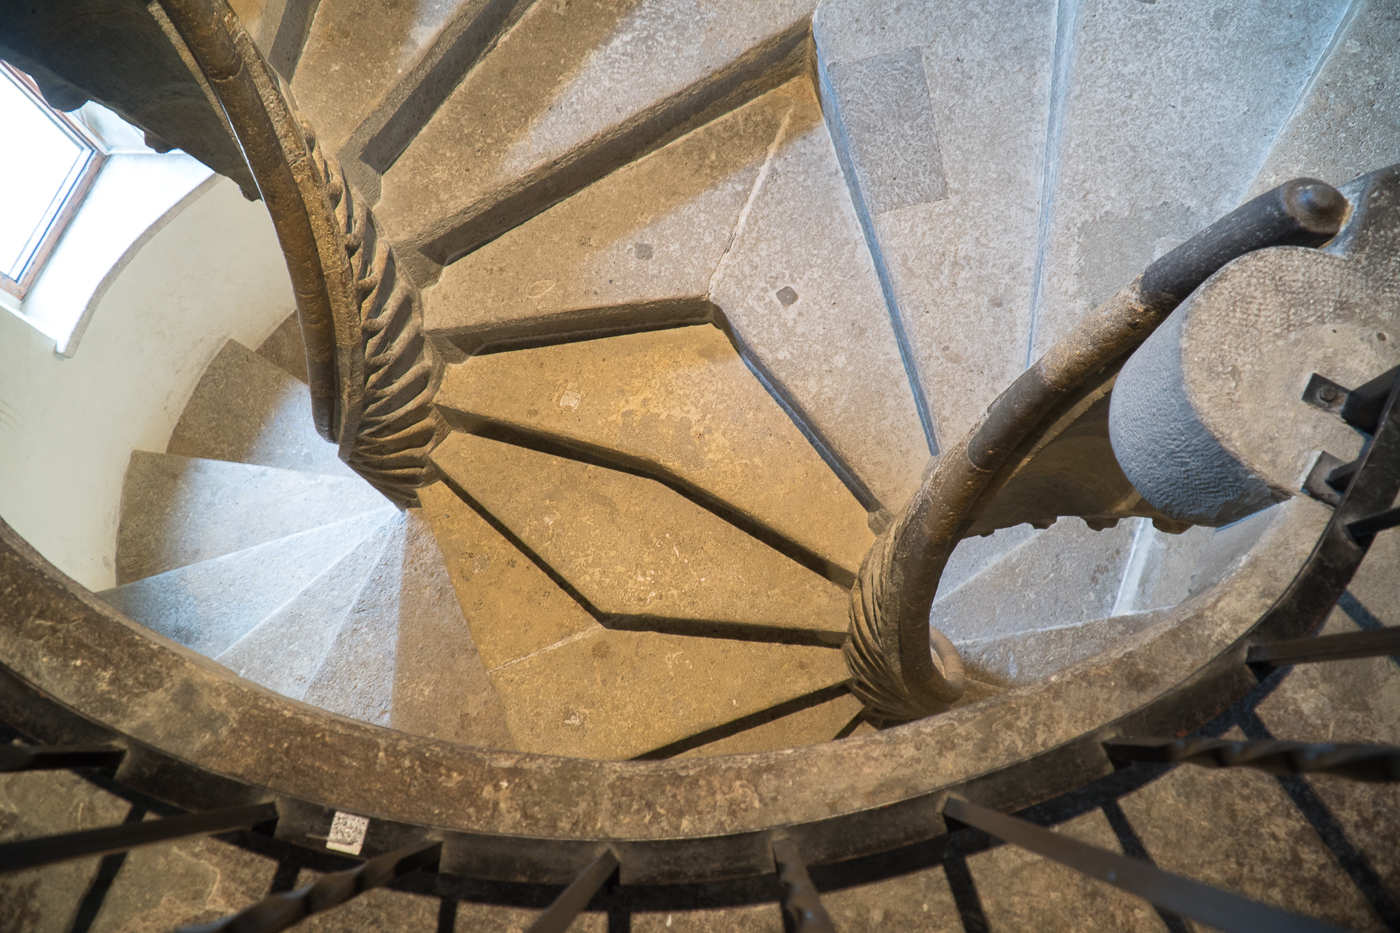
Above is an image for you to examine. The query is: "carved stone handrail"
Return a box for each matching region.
[155,0,445,506]
[848,177,1350,720]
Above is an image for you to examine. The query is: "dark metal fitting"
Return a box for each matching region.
[1282,178,1350,235]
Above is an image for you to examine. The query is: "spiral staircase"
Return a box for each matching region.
[1,0,1398,930]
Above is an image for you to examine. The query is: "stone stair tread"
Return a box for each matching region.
[708,77,928,512]
[422,79,793,353]
[432,432,851,640]
[377,0,817,275]
[253,312,310,384]
[437,325,872,579]
[116,450,387,584]
[675,689,865,758]
[98,509,396,659]
[954,610,1168,688]
[167,340,355,478]
[214,514,395,700]
[418,480,848,759]
[1247,0,1400,199]
[1024,3,1344,360]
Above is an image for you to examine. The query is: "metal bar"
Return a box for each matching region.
[943,797,1345,933]
[772,837,837,933]
[1248,628,1400,667]
[1340,363,1400,434]
[1105,737,1400,782]
[0,744,124,773]
[1347,505,1400,541]
[180,841,441,933]
[0,802,277,875]
[525,848,619,933]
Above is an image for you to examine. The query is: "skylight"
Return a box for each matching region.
[0,63,102,299]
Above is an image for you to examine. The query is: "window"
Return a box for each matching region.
[0,62,104,300]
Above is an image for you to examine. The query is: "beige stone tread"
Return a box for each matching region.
[214,515,395,701]
[432,431,850,641]
[254,311,309,383]
[418,480,849,760]
[437,324,873,579]
[422,81,793,351]
[115,450,388,584]
[674,689,865,758]
[166,340,355,478]
[99,509,394,660]
[708,78,928,511]
[376,0,817,273]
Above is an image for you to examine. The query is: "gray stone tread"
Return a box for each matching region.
[254,312,310,384]
[437,325,873,578]
[167,340,354,478]
[116,450,387,584]
[431,431,851,639]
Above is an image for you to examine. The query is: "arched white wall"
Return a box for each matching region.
[0,176,295,590]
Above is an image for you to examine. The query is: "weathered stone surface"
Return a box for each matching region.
[1111,521,1215,615]
[968,809,1169,932]
[116,451,388,584]
[254,311,310,383]
[390,510,515,748]
[423,84,791,353]
[710,80,929,511]
[631,904,779,931]
[377,0,817,275]
[432,432,850,640]
[822,863,962,932]
[814,0,1056,443]
[956,610,1163,688]
[421,481,848,760]
[100,510,391,658]
[291,870,443,932]
[676,690,864,758]
[437,325,872,578]
[930,518,1138,644]
[167,340,353,478]
[419,482,596,671]
[215,514,395,699]
[90,826,277,932]
[490,626,847,760]
[0,766,130,933]
[1028,1,1345,359]
[1248,0,1400,198]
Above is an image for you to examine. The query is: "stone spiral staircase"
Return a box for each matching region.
[2,0,1399,930]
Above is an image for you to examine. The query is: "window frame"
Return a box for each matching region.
[0,62,106,302]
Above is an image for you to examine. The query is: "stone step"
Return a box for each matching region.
[954,609,1168,688]
[417,481,849,760]
[432,431,851,642]
[436,325,873,580]
[115,451,387,584]
[253,312,309,384]
[1246,0,1400,199]
[214,514,395,701]
[672,688,865,759]
[427,76,928,512]
[166,340,354,478]
[98,509,395,659]
[376,0,819,282]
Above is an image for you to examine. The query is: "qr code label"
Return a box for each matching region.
[326,811,370,855]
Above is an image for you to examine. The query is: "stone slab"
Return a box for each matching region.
[437,325,872,578]
[390,510,515,748]
[967,808,1169,932]
[423,82,793,353]
[930,518,1138,644]
[815,0,1057,443]
[489,626,848,760]
[302,518,407,726]
[116,451,388,584]
[1111,521,1215,616]
[215,513,395,700]
[1248,0,1400,198]
[377,0,817,273]
[709,79,929,512]
[167,340,354,478]
[1027,1,1345,359]
[255,311,310,383]
[432,432,850,640]
[675,689,864,758]
[291,869,446,933]
[99,509,392,659]
[955,610,1165,688]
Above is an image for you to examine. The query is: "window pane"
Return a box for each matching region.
[0,70,92,280]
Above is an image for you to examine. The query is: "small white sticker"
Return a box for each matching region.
[325,811,369,855]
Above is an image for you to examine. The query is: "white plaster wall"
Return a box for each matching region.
[0,177,295,590]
